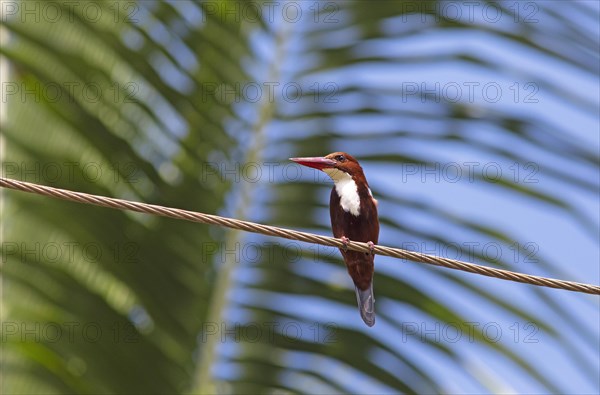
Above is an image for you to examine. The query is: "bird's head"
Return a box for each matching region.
[289,152,364,182]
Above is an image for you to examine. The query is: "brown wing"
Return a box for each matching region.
[330,186,379,326]
[329,186,379,243]
[329,187,379,291]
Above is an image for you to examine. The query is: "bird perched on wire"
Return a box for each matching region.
[290,152,379,327]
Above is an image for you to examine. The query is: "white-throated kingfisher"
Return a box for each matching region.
[290,152,379,327]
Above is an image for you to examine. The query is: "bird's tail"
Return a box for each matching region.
[354,281,375,327]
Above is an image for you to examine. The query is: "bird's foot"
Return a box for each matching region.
[340,236,350,252]
[367,241,375,256]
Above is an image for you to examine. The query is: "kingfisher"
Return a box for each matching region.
[290,152,379,327]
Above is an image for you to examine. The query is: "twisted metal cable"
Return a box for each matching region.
[1,176,598,295]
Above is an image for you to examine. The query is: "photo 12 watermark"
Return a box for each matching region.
[1,241,139,265]
[401,81,539,104]
[198,241,338,265]
[401,321,540,344]
[201,81,339,104]
[200,1,340,24]
[399,1,539,24]
[1,1,139,24]
[399,161,540,184]
[199,321,338,344]
[401,240,539,265]
[1,321,140,344]
[1,81,139,104]
[1,161,140,184]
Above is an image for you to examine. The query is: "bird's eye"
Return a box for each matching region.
[336,155,345,162]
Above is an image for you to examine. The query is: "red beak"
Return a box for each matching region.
[289,156,336,171]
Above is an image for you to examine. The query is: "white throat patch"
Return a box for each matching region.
[323,168,360,216]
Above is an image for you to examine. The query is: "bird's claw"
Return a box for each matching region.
[340,236,350,252]
[367,241,375,255]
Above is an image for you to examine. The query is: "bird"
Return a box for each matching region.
[290,152,379,327]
